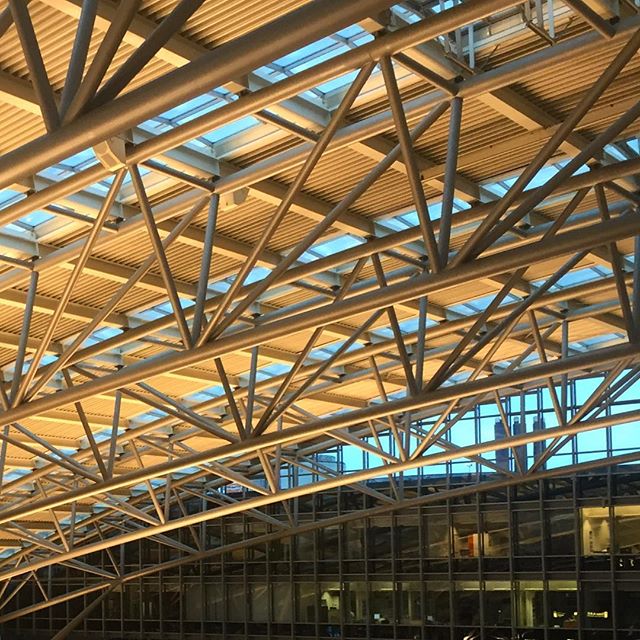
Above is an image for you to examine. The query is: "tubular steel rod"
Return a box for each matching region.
[89,0,206,108]
[59,0,98,117]
[8,0,59,132]
[1,271,616,504]
[0,339,638,526]
[595,184,636,340]
[198,62,375,342]
[254,309,386,436]
[214,357,246,438]
[130,165,192,348]
[433,251,588,388]
[1,213,638,428]
[0,0,409,187]
[62,0,142,122]
[453,26,640,265]
[13,169,126,406]
[204,102,451,341]
[529,359,632,472]
[0,5,17,40]
[371,253,418,394]
[255,257,368,433]
[8,270,38,405]
[634,234,640,336]
[438,96,463,265]
[380,55,440,271]
[62,371,108,481]
[563,0,615,38]
[415,295,428,391]
[528,310,564,425]
[0,401,639,582]
[2,449,639,624]
[106,391,121,479]
[191,194,219,341]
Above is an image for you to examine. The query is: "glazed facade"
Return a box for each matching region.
[3,468,640,640]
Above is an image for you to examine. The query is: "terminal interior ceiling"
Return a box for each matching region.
[0,0,638,637]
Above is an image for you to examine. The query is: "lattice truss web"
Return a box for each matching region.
[0,0,637,631]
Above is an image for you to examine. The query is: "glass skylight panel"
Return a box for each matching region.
[386,388,407,401]
[379,215,410,231]
[604,143,630,162]
[58,148,97,170]
[554,158,590,176]
[483,182,508,197]
[85,327,123,346]
[578,333,621,348]
[287,43,352,75]
[0,188,26,208]
[315,69,362,95]
[448,302,477,315]
[398,316,438,333]
[310,339,363,361]
[257,28,375,98]
[160,93,223,122]
[274,36,338,69]
[201,115,261,144]
[261,363,290,377]
[335,24,364,39]
[142,89,233,132]
[369,326,394,340]
[310,234,363,257]
[526,164,560,189]
[398,210,420,226]
[0,191,57,234]
[18,210,55,227]
[187,387,224,402]
[94,428,122,444]
[453,197,471,210]
[533,266,599,289]
[392,3,423,21]
[469,292,520,311]
[593,264,613,277]
[136,307,166,322]
[240,265,271,285]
